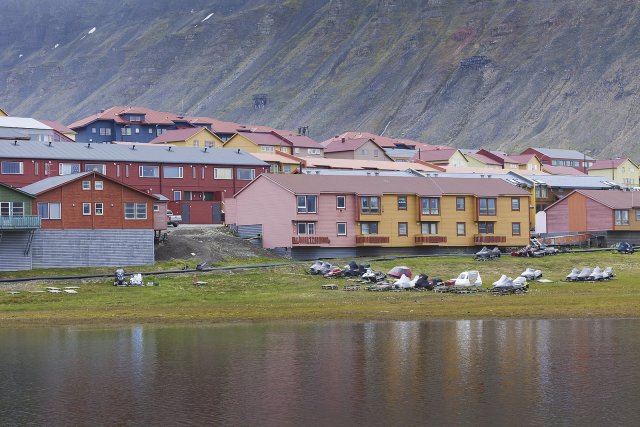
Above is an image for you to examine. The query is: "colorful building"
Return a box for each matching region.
[322,138,393,161]
[0,140,268,224]
[223,131,293,155]
[412,148,470,167]
[226,174,530,259]
[588,158,639,188]
[520,147,594,172]
[0,182,40,271]
[149,127,224,148]
[544,189,640,245]
[0,117,55,142]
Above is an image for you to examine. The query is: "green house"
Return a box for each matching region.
[0,182,40,271]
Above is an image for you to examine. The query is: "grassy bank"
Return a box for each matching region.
[1,252,639,326]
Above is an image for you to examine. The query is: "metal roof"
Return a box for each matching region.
[21,171,93,195]
[383,148,417,158]
[0,117,52,131]
[0,128,30,140]
[0,140,268,166]
[301,169,415,177]
[516,173,617,189]
[527,147,594,160]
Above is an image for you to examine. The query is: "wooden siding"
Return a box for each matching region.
[31,229,154,268]
[34,175,155,230]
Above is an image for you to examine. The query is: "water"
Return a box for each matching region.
[1,319,639,426]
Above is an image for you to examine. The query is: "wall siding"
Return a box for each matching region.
[0,231,33,271]
[32,229,154,268]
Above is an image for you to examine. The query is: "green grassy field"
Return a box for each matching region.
[1,251,639,326]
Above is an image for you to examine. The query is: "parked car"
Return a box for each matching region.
[167,210,182,227]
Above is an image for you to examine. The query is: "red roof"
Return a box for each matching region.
[68,106,182,128]
[568,190,640,209]
[250,174,530,198]
[323,138,379,153]
[542,165,586,176]
[149,127,212,144]
[464,152,502,165]
[38,119,77,135]
[238,131,290,147]
[271,131,323,149]
[412,148,460,162]
[588,159,629,170]
[507,154,538,164]
[321,131,431,149]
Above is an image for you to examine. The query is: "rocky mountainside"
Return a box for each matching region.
[2,0,640,158]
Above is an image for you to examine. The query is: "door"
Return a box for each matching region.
[212,202,222,224]
[181,203,190,224]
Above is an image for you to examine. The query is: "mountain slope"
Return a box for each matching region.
[2,0,640,158]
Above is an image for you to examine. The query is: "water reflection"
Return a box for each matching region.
[1,319,639,426]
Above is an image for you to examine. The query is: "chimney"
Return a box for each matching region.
[341,138,345,143]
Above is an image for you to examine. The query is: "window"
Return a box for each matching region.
[44,163,51,176]
[37,202,61,219]
[336,195,346,209]
[237,168,255,180]
[125,165,129,177]
[156,128,165,136]
[360,149,369,155]
[95,181,103,190]
[1,161,24,174]
[85,164,106,174]
[139,165,160,178]
[193,140,200,147]
[99,128,111,136]
[457,222,466,236]
[512,222,521,236]
[59,163,81,175]
[148,128,153,134]
[91,127,97,134]
[373,149,379,158]
[511,198,520,211]
[122,127,132,136]
[421,197,440,215]
[135,127,140,134]
[456,197,465,211]
[360,196,380,214]
[192,167,197,179]
[337,222,347,236]
[398,222,408,236]
[214,168,233,180]
[0,202,24,216]
[479,198,497,215]
[82,203,91,215]
[34,162,39,175]
[174,191,182,201]
[124,202,147,219]
[615,209,629,225]
[360,222,378,235]
[397,196,407,210]
[636,209,640,221]
[283,165,291,173]
[308,148,321,155]
[129,115,142,122]
[153,204,160,212]
[421,222,438,235]
[297,195,317,213]
[535,186,548,198]
[294,148,301,154]
[163,166,183,179]
[95,203,104,215]
[82,180,91,190]
[297,222,316,235]
[478,222,495,234]
[260,146,275,152]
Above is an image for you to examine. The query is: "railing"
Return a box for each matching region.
[474,235,507,244]
[0,215,41,230]
[356,235,390,244]
[292,236,330,245]
[415,235,447,244]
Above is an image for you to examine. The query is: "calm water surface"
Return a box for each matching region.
[1,319,639,426]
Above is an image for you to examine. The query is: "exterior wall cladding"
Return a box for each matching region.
[76,120,176,144]
[0,158,268,224]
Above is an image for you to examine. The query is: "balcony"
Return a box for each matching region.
[0,215,41,230]
[356,235,390,245]
[415,235,447,244]
[292,236,330,245]
[474,234,506,244]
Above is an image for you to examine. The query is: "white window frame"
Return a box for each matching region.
[214,168,232,180]
[59,163,80,175]
[139,165,160,178]
[237,168,256,180]
[85,164,106,174]
[336,195,346,209]
[297,222,316,235]
[163,166,183,179]
[297,195,317,214]
[337,222,347,236]
[174,191,182,201]
[1,161,24,175]
[82,203,91,216]
[124,202,147,220]
[95,181,103,190]
[82,180,91,190]
[38,202,61,220]
[95,203,104,215]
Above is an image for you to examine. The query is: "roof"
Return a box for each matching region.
[252,152,302,164]
[21,171,93,194]
[244,174,530,198]
[275,133,323,149]
[323,138,378,153]
[542,165,586,176]
[68,106,181,128]
[300,157,442,172]
[186,116,242,134]
[0,128,30,140]
[464,152,502,165]
[0,117,52,131]
[523,147,594,160]
[516,172,617,189]
[38,120,77,135]
[441,166,519,174]
[547,189,640,211]
[0,181,36,198]
[148,127,219,144]
[413,148,461,162]
[588,158,631,170]
[506,153,538,164]
[235,131,290,147]
[384,148,418,159]
[301,169,416,177]
[21,171,160,201]
[0,140,268,166]
[322,132,425,149]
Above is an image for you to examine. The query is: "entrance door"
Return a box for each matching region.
[212,202,222,224]
[181,203,190,224]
